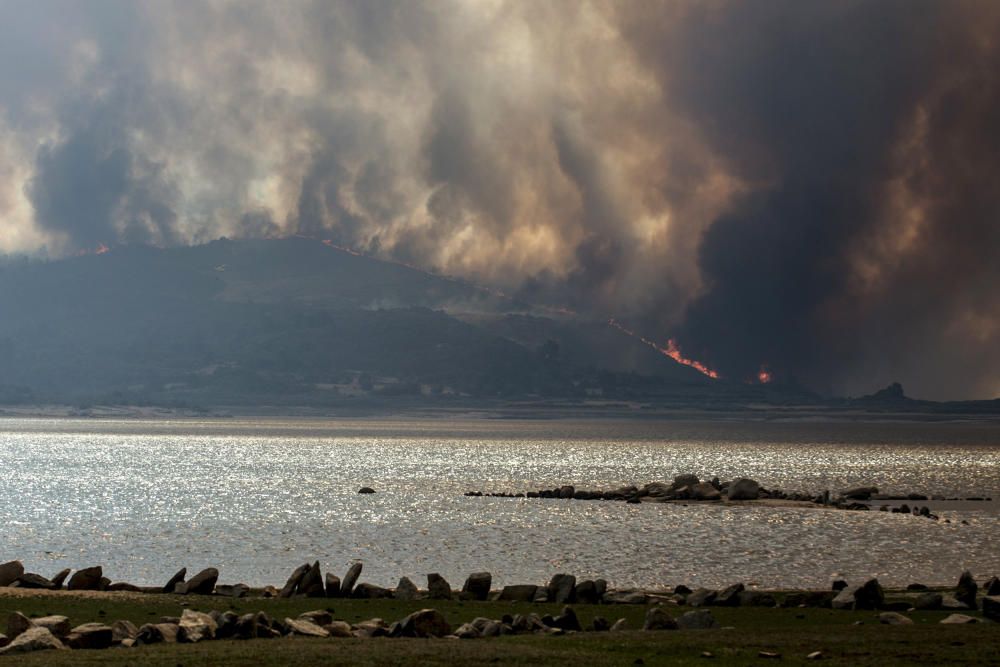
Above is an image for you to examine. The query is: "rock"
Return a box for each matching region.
[284,617,329,637]
[32,616,70,638]
[299,561,325,597]
[690,482,722,500]
[906,582,929,591]
[178,609,217,643]
[234,613,259,640]
[325,621,353,638]
[353,619,390,638]
[914,592,943,610]
[575,579,600,604]
[498,584,538,602]
[111,620,139,643]
[807,651,824,660]
[603,591,648,605]
[558,485,575,498]
[674,584,693,595]
[643,606,678,630]
[453,623,480,639]
[533,587,549,602]
[0,561,24,587]
[592,616,610,632]
[67,565,103,591]
[358,487,376,493]
[215,583,250,598]
[878,612,913,625]
[610,618,628,632]
[6,612,33,639]
[940,613,980,624]
[261,585,278,597]
[395,576,419,600]
[985,576,1000,596]
[353,582,394,599]
[49,569,71,590]
[553,606,582,632]
[107,582,142,592]
[461,572,491,601]
[398,609,451,638]
[727,478,761,500]
[15,573,56,590]
[759,651,782,659]
[686,588,717,607]
[163,567,186,594]
[293,610,330,627]
[279,563,311,598]
[672,474,700,490]
[99,577,111,591]
[843,486,878,500]
[214,612,238,639]
[136,623,179,644]
[956,570,978,609]
[739,591,777,607]
[642,481,672,497]
[714,583,745,606]
[183,567,218,595]
[341,562,363,597]
[427,572,452,599]
[847,578,884,610]
[547,573,577,604]
[676,610,719,629]
[832,579,848,591]
[324,573,341,597]
[0,627,66,655]
[983,595,1000,622]
[66,623,114,649]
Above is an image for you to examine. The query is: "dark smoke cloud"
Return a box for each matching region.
[0,1,997,398]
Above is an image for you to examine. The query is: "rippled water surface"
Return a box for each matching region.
[2,417,999,590]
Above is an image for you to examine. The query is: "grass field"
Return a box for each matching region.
[1,591,997,665]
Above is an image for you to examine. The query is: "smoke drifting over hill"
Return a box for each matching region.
[1,1,997,399]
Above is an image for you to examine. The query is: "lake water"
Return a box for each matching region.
[2,416,999,591]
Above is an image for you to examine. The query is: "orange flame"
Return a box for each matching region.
[608,319,720,379]
[757,366,772,384]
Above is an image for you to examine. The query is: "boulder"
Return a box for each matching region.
[99,577,111,591]
[341,562,363,597]
[956,570,978,609]
[183,567,218,595]
[353,582,393,599]
[983,595,1000,622]
[642,481,673,497]
[0,627,66,655]
[843,486,878,500]
[325,621,354,638]
[395,576,419,600]
[685,588,717,607]
[558,485,575,499]
[294,610,331,627]
[498,584,538,602]
[714,583,745,606]
[136,623,180,644]
[6,612,33,639]
[325,573,341,598]
[358,487,376,494]
[940,613,980,624]
[299,561,325,597]
[851,578,885,610]
[284,618,329,637]
[603,590,648,605]
[461,572,491,601]
[179,609,217,643]
[676,610,719,629]
[553,606,582,632]
[32,616,70,638]
[643,606,678,630]
[727,478,761,500]
[690,482,722,501]
[215,583,250,598]
[49,568,71,590]
[66,623,114,649]
[914,592,943,610]
[592,616,610,632]
[234,614,259,640]
[0,561,24,587]
[985,576,1000,596]
[453,622,480,639]
[878,612,913,625]
[15,573,56,590]
[671,474,700,490]
[739,591,777,607]
[427,573,452,600]
[547,573,576,604]
[574,579,600,605]
[610,618,628,632]
[279,563,311,598]
[163,567,186,594]
[67,565,103,591]
[107,582,143,592]
[112,620,139,643]
[398,609,451,638]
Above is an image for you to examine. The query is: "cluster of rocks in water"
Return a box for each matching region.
[1,558,998,656]
[465,474,989,522]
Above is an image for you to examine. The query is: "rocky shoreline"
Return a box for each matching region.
[1,557,999,656]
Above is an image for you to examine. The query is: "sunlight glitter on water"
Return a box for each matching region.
[1,417,998,589]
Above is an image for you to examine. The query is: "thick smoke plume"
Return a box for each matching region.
[0,1,997,399]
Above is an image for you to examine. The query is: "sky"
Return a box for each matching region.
[0,0,998,400]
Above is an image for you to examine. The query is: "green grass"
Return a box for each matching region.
[2,593,997,666]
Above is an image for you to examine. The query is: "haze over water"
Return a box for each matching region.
[2,417,998,591]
